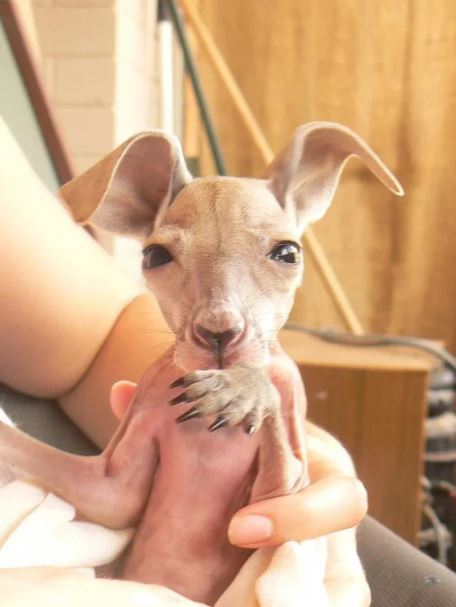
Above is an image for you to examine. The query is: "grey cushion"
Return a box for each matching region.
[358,517,456,606]
[0,384,98,455]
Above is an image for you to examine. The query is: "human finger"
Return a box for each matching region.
[228,475,367,548]
[110,381,137,421]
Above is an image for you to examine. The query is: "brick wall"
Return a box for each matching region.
[31,0,163,279]
[32,0,159,174]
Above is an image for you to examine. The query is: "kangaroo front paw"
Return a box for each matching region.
[169,365,279,434]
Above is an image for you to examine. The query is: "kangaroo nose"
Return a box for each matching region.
[193,323,244,350]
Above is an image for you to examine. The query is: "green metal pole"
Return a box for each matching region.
[164,0,227,175]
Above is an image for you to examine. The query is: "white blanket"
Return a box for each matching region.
[0,479,133,569]
[0,474,328,606]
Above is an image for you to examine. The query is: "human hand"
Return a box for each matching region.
[227,421,368,548]
[226,420,370,606]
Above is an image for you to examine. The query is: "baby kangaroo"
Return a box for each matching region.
[0,122,402,606]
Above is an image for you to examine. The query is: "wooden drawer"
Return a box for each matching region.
[281,329,435,543]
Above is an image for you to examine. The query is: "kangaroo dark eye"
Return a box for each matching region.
[142,245,173,269]
[269,241,302,264]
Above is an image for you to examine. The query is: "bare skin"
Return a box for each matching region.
[2,117,400,604]
[112,381,371,607]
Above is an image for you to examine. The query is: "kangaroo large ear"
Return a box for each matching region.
[59,131,192,238]
[264,122,404,233]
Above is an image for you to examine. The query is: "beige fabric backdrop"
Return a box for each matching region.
[189,0,456,353]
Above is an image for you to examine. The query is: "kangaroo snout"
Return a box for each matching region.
[192,308,245,352]
[193,324,244,351]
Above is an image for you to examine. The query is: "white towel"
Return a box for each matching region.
[0,474,328,606]
[0,481,133,568]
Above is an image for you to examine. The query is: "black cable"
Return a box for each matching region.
[164,0,227,176]
[285,324,456,375]
[421,502,449,565]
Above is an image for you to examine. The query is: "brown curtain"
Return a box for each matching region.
[189,0,456,353]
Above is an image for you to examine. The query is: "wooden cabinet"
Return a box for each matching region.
[280,329,436,544]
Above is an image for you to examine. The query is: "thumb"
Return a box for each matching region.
[110,381,137,421]
[228,476,367,548]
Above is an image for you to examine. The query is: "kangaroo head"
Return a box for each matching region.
[60,123,402,371]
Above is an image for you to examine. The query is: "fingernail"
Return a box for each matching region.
[228,515,273,545]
